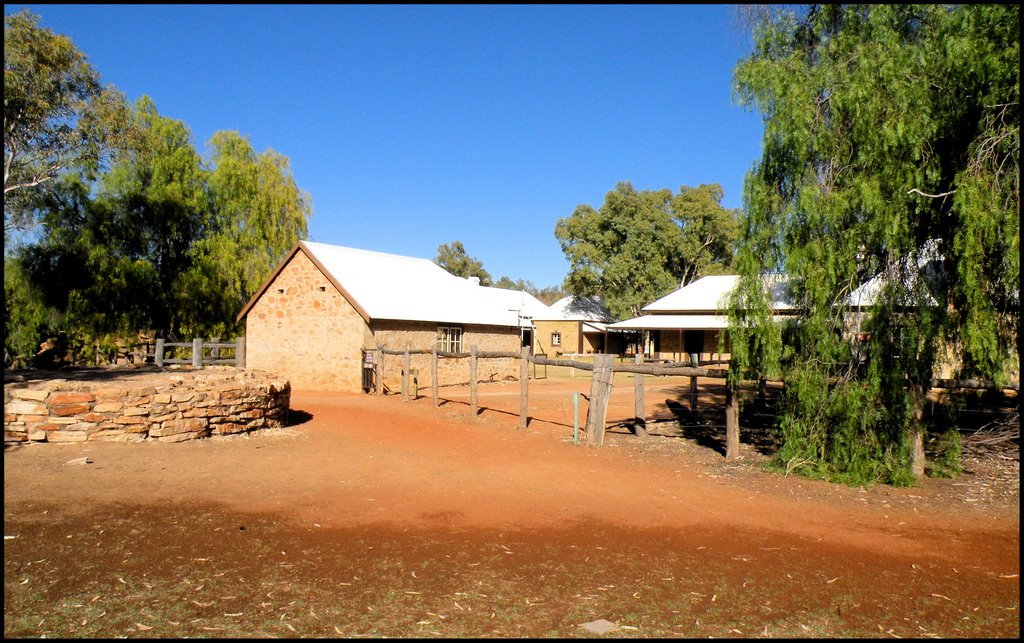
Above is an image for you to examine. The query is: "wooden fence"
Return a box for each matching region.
[372,344,1018,461]
[154,337,246,368]
[372,345,741,456]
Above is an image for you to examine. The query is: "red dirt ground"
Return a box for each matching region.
[4,374,1020,638]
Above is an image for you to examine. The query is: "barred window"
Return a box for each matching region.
[551,332,561,347]
[437,326,463,353]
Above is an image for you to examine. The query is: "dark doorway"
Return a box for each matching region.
[684,330,704,356]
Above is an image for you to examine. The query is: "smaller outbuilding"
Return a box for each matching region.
[531,296,615,357]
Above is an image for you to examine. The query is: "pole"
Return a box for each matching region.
[634,352,646,438]
[573,391,579,445]
[519,346,529,429]
[470,345,478,416]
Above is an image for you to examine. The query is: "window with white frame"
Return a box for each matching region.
[551,331,561,347]
[436,326,463,353]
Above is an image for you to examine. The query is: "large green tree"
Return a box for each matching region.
[555,181,740,320]
[434,240,493,286]
[6,96,311,363]
[4,9,132,234]
[179,130,311,338]
[728,4,1019,484]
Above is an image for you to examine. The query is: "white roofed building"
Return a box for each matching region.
[531,295,615,357]
[237,241,549,392]
[607,275,794,363]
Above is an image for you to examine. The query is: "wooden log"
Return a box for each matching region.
[520,346,529,429]
[586,355,615,446]
[612,363,727,378]
[155,338,165,368]
[431,344,439,407]
[192,338,202,368]
[529,355,595,371]
[725,383,740,461]
[470,345,478,417]
[634,353,646,438]
[235,336,246,368]
[931,378,1020,391]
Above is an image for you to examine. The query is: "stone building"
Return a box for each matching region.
[531,296,614,357]
[607,275,794,363]
[237,241,549,393]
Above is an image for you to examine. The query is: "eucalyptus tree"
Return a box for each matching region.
[435,241,493,286]
[728,4,1019,484]
[3,10,132,234]
[555,181,739,320]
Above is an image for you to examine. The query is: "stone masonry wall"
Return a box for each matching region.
[3,367,290,445]
[372,321,522,391]
[656,329,730,363]
[246,249,371,392]
[533,320,583,357]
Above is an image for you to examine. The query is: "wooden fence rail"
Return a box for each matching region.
[372,345,737,452]
[371,345,1018,461]
[154,337,246,368]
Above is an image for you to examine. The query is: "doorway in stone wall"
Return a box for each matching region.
[521,329,533,353]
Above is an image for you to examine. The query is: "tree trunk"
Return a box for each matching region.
[725,382,740,461]
[909,383,927,477]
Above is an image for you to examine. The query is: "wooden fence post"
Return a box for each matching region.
[634,353,646,438]
[431,344,439,407]
[519,346,529,429]
[689,353,699,410]
[155,339,165,367]
[375,347,383,396]
[402,346,411,401]
[210,337,220,361]
[235,337,246,368]
[725,381,740,461]
[192,338,202,368]
[470,345,478,416]
[586,354,614,446]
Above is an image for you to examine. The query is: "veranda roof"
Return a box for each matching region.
[642,274,795,313]
[606,314,730,331]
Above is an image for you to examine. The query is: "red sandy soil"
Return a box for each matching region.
[4,374,1019,638]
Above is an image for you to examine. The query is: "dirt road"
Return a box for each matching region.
[4,378,1019,638]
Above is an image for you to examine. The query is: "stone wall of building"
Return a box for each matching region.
[655,329,730,363]
[3,367,289,445]
[372,321,523,391]
[246,250,371,392]
[533,320,583,357]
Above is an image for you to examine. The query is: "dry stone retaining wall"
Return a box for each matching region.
[3,367,290,445]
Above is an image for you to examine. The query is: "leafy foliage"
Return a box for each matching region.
[434,241,493,286]
[555,181,740,320]
[4,10,133,231]
[728,4,1019,485]
[5,97,311,363]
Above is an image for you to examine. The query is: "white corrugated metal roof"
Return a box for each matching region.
[642,276,738,312]
[534,295,612,322]
[301,241,548,327]
[642,274,795,313]
[606,314,730,330]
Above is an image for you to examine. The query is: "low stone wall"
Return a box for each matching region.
[3,367,290,445]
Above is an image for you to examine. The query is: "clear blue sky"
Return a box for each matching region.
[11,4,765,289]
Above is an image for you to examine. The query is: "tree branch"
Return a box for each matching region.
[907,188,956,199]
